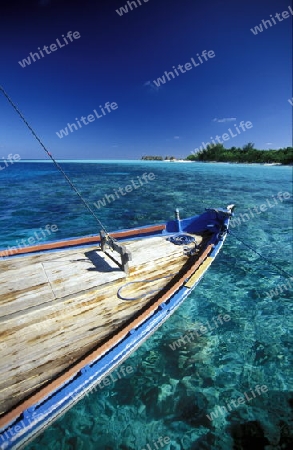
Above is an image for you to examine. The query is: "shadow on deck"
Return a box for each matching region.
[84,250,121,273]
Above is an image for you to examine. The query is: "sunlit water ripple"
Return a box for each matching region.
[0,161,292,450]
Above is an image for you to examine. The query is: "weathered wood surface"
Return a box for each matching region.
[0,234,201,415]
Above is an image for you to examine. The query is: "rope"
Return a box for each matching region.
[167,234,196,245]
[117,275,173,301]
[0,86,111,236]
[229,230,292,279]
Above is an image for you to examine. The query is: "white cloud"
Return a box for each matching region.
[144,81,160,92]
[213,117,236,123]
[174,136,180,139]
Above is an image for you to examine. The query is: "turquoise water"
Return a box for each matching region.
[1,161,292,449]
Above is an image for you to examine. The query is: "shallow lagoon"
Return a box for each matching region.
[1,161,292,449]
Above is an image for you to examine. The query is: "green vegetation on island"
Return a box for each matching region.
[186,143,293,165]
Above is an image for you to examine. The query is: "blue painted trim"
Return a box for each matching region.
[0,226,166,260]
[0,209,231,449]
[0,208,223,260]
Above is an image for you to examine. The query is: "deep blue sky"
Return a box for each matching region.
[0,0,292,159]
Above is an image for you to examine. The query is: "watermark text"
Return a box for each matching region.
[152,50,215,88]
[191,121,253,154]
[56,102,118,139]
[140,436,170,450]
[18,31,81,68]
[0,153,20,171]
[169,314,231,351]
[230,192,291,229]
[93,172,156,209]
[266,278,293,299]
[250,5,293,35]
[116,0,150,17]
[0,224,58,258]
[207,385,268,421]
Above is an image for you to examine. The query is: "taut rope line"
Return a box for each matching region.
[0,86,111,237]
[229,230,292,279]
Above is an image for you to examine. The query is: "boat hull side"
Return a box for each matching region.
[0,211,232,449]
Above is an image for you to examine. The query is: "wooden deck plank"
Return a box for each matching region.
[0,287,55,318]
[0,249,125,316]
[0,234,197,414]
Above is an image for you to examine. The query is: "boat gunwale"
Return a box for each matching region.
[0,224,166,258]
[0,208,233,447]
[0,238,215,431]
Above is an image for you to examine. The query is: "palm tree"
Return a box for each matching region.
[242,142,255,152]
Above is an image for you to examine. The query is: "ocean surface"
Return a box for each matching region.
[0,161,292,450]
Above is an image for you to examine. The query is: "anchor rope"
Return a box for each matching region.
[0,85,111,237]
[117,275,173,301]
[229,229,292,279]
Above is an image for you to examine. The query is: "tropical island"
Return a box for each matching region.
[141,144,293,164]
[186,143,293,165]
